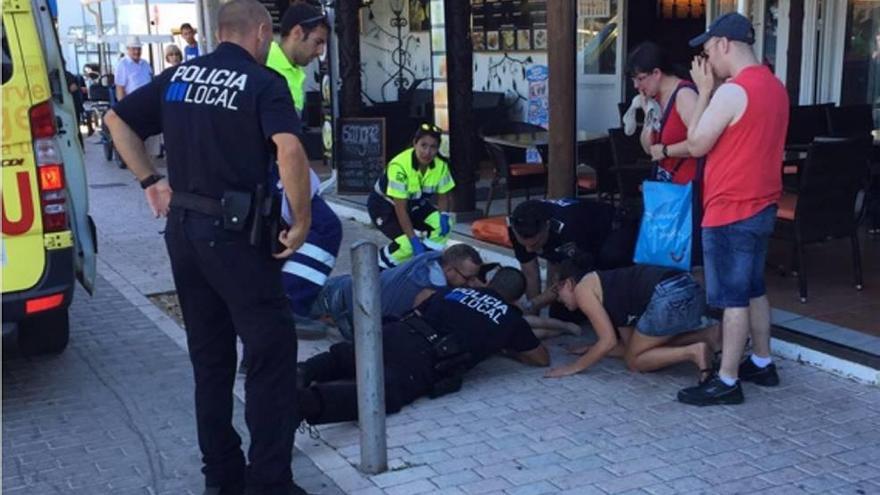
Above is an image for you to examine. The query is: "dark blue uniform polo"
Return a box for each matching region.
[112,42,305,495]
[509,198,616,265]
[114,42,301,198]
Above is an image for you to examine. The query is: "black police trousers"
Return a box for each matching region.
[165,210,298,494]
[298,322,437,424]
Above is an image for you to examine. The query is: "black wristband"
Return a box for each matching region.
[139,174,165,189]
[662,144,669,158]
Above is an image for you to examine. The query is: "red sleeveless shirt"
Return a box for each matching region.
[702,65,788,227]
[653,81,698,184]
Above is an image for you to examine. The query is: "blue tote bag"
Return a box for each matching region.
[633,180,693,271]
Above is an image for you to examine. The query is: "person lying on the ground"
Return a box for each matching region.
[295,267,550,425]
[307,244,496,340]
[524,315,582,340]
[544,255,720,382]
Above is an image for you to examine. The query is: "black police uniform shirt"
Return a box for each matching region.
[508,199,615,265]
[418,287,540,366]
[112,42,301,199]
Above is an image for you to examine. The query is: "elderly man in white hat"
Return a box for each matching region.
[115,36,153,102]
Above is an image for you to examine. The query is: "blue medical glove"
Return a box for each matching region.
[410,236,426,255]
[439,212,451,237]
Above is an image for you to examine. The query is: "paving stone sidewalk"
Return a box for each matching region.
[2,276,343,495]
[12,135,879,495]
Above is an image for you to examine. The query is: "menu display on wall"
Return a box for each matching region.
[471,0,547,52]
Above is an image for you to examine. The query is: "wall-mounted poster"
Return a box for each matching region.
[409,0,430,32]
[471,0,547,52]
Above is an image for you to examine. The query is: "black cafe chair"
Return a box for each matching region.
[786,103,834,149]
[607,127,652,208]
[827,104,873,138]
[479,122,549,216]
[774,136,870,302]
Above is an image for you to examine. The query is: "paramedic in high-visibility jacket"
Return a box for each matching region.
[367,123,456,269]
[265,3,341,336]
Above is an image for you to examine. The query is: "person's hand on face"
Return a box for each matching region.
[691,53,716,95]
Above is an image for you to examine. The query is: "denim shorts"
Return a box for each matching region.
[702,205,777,308]
[309,276,354,340]
[636,273,708,337]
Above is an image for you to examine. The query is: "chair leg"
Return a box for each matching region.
[852,231,863,291]
[506,188,513,215]
[794,233,807,303]
[484,174,497,217]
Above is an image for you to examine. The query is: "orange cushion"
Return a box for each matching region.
[777,192,797,221]
[577,175,597,190]
[509,163,547,177]
[471,216,513,248]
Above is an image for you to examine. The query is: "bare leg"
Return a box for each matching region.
[748,295,771,358]
[666,324,722,353]
[719,307,750,380]
[624,332,711,374]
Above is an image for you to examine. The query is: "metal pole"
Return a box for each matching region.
[350,241,387,474]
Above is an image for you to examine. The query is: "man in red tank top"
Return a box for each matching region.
[677,13,789,406]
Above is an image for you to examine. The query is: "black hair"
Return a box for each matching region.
[557,253,596,284]
[626,41,674,77]
[488,267,527,303]
[412,122,442,144]
[180,22,194,31]
[280,2,330,39]
[509,200,552,238]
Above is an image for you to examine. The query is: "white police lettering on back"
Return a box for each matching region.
[446,288,508,324]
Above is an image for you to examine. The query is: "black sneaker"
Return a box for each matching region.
[738,357,780,386]
[677,376,744,406]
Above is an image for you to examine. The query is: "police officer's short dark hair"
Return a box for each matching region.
[218,0,271,38]
[488,267,527,303]
[180,22,194,32]
[509,200,552,239]
[280,2,330,39]
[440,244,482,269]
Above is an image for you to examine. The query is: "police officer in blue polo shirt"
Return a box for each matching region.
[104,1,312,494]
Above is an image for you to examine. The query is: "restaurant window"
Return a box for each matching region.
[840,0,880,127]
[579,0,619,75]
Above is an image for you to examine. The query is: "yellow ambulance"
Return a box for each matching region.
[2,0,97,355]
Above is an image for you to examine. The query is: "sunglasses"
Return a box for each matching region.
[420,123,442,133]
[299,14,327,26]
[451,265,482,284]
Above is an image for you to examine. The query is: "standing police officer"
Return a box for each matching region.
[104,1,312,494]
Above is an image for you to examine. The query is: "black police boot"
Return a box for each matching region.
[299,350,346,384]
[296,363,312,390]
[304,383,360,425]
[203,482,244,495]
[738,356,780,386]
[677,376,744,406]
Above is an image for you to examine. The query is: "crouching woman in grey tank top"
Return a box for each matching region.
[544,255,719,385]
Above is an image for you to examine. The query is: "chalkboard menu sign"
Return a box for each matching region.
[472,0,547,52]
[336,117,386,194]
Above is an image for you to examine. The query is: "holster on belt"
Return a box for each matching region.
[400,314,472,399]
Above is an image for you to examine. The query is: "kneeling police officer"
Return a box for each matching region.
[295,267,550,425]
[105,1,312,494]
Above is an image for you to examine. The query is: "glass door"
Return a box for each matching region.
[576,0,624,133]
[839,0,880,126]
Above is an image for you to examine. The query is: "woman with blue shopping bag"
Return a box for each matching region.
[627,42,704,270]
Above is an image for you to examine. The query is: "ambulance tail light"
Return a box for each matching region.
[25,293,65,315]
[31,102,68,233]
